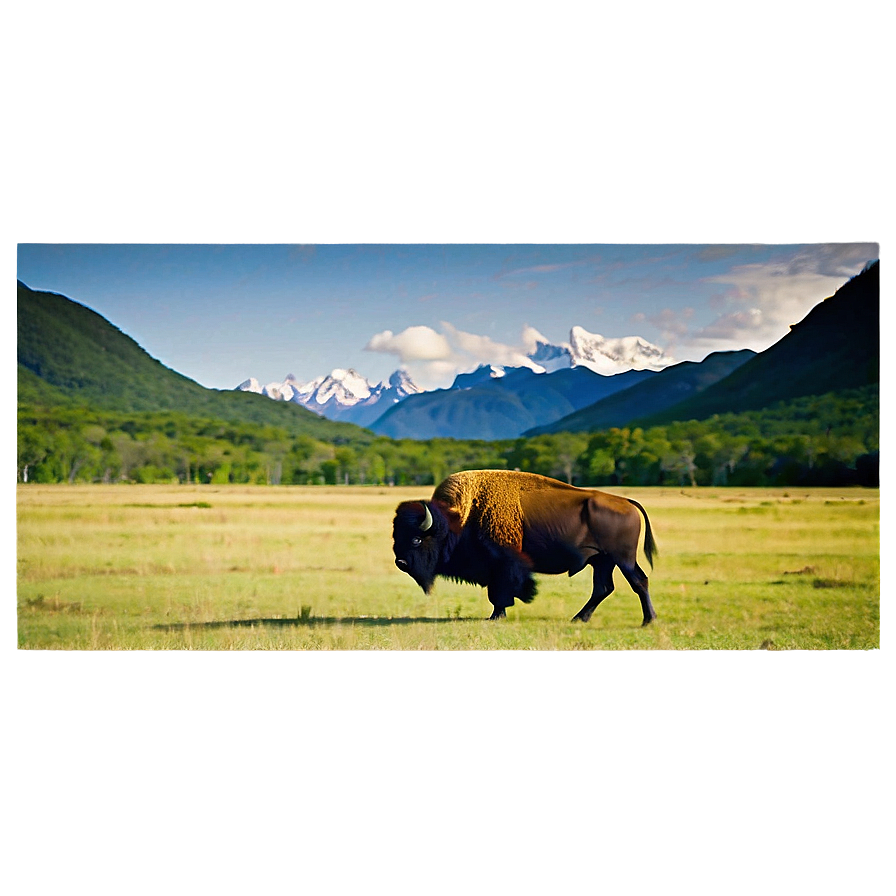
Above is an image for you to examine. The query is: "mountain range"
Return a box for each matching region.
[376,261,879,439]
[236,325,676,436]
[17,260,879,445]
[238,368,420,427]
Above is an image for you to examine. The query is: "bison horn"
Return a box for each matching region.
[419,502,433,533]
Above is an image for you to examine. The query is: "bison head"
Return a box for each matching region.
[392,500,447,594]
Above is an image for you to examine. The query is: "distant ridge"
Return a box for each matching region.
[370,365,655,440]
[16,281,366,440]
[526,350,756,435]
[638,260,880,426]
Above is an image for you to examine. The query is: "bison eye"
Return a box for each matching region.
[411,536,422,546]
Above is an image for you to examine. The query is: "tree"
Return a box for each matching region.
[264,438,291,485]
[366,451,387,485]
[662,442,698,487]
[320,459,339,485]
[52,429,100,483]
[17,425,49,483]
[334,446,357,485]
[549,433,588,483]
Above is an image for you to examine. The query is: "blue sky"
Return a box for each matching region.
[17,243,878,391]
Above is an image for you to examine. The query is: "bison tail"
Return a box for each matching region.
[627,499,658,569]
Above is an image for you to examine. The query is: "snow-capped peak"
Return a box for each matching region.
[525,336,572,373]
[264,381,294,401]
[521,326,673,375]
[568,326,671,373]
[387,368,422,398]
[236,366,422,425]
[313,368,373,406]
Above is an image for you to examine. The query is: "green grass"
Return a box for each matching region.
[16,484,879,649]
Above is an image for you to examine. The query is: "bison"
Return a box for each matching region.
[393,470,657,624]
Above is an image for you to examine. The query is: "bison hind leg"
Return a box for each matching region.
[619,562,657,626]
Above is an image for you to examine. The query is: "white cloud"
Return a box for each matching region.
[521,325,551,352]
[404,360,463,390]
[707,266,843,342]
[362,250,877,385]
[364,326,452,362]
[440,322,540,370]
[676,257,870,358]
[648,306,694,342]
[365,321,543,389]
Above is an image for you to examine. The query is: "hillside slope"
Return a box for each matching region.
[527,349,755,435]
[17,281,366,440]
[370,366,655,440]
[640,261,880,426]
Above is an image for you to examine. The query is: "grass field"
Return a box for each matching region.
[16,484,880,649]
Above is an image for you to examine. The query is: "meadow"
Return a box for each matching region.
[16,484,879,650]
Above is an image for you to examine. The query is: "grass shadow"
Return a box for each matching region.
[152,615,467,631]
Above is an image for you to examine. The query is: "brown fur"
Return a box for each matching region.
[433,469,654,568]
[432,470,559,552]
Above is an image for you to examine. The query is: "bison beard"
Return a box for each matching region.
[392,499,536,618]
[392,470,658,624]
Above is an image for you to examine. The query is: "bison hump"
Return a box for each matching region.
[433,470,533,553]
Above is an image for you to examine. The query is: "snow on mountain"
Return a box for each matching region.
[524,326,673,374]
[451,365,510,389]
[310,368,374,407]
[237,375,305,402]
[384,368,421,400]
[284,373,320,398]
[525,328,571,373]
[237,326,671,426]
[237,367,421,426]
[264,379,296,401]
[568,326,671,373]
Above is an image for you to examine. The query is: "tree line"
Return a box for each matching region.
[17,385,878,488]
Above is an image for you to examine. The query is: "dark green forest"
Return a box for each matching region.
[17,384,879,487]
[16,264,880,489]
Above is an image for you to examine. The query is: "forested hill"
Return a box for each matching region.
[16,273,880,488]
[640,260,880,426]
[17,281,365,440]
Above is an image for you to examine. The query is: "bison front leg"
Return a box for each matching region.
[485,559,534,620]
[573,555,616,622]
[486,581,513,620]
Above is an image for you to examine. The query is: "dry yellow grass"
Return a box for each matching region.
[16,484,879,649]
